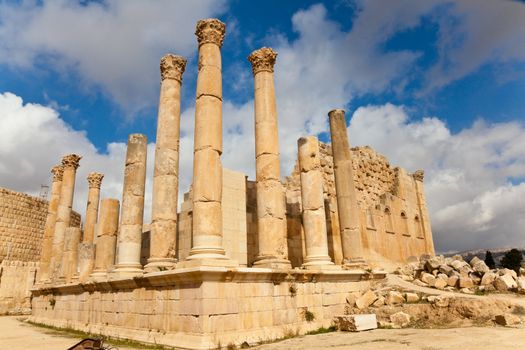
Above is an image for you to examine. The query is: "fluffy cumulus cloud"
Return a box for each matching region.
[0,0,226,114]
[0,92,155,221]
[348,104,525,252]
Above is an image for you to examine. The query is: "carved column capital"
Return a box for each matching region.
[61,154,82,170]
[195,18,226,47]
[51,165,64,182]
[160,54,187,82]
[87,172,104,189]
[248,47,277,75]
[413,170,425,182]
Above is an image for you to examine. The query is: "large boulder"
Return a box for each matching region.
[390,312,411,328]
[459,276,474,289]
[385,291,405,305]
[334,314,378,331]
[480,271,497,286]
[494,274,517,291]
[356,290,378,309]
[472,260,490,274]
[517,276,525,293]
[405,292,419,303]
[439,264,454,276]
[499,268,518,279]
[420,272,436,286]
[425,257,442,272]
[434,278,448,290]
[494,313,521,326]
[447,275,459,287]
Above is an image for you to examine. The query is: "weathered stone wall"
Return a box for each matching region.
[0,187,81,314]
[0,187,81,262]
[30,268,376,349]
[284,143,434,267]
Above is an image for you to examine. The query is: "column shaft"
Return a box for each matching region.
[146,54,187,271]
[62,227,81,283]
[328,109,366,267]
[91,199,120,280]
[37,165,63,283]
[187,19,230,263]
[50,154,81,281]
[78,172,103,281]
[298,136,334,269]
[113,134,147,277]
[248,47,290,268]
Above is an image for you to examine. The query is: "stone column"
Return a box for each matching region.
[37,165,63,283]
[328,109,366,267]
[186,19,234,265]
[62,227,81,283]
[413,170,435,255]
[113,134,147,277]
[248,47,290,269]
[145,54,187,272]
[91,199,120,281]
[298,136,335,269]
[50,154,81,281]
[78,172,104,282]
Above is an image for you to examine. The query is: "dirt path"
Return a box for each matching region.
[0,316,138,350]
[254,326,525,350]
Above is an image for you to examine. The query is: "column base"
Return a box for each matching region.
[187,246,228,261]
[144,258,178,273]
[302,256,339,270]
[252,256,292,269]
[111,263,143,279]
[177,258,238,269]
[89,270,108,282]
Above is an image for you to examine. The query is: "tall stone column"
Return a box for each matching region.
[145,54,187,272]
[50,154,81,281]
[186,19,234,265]
[413,170,435,255]
[113,134,148,277]
[91,199,120,281]
[298,136,335,269]
[37,165,63,283]
[78,172,103,282]
[62,227,81,283]
[248,47,290,268]
[328,109,366,267]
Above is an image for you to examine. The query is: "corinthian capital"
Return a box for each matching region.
[195,18,226,47]
[160,54,187,82]
[413,170,425,182]
[248,47,277,75]
[61,154,82,170]
[87,172,104,189]
[51,165,64,182]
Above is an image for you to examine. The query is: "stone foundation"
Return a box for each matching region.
[0,260,38,315]
[30,268,384,349]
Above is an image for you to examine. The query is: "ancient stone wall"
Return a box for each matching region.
[0,187,81,262]
[284,143,433,267]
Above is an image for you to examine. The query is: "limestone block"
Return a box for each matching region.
[355,290,377,310]
[385,291,404,305]
[334,314,377,331]
[346,292,360,307]
[372,296,385,307]
[459,276,474,289]
[494,275,517,291]
[390,312,410,328]
[434,278,447,290]
[192,148,222,202]
[196,65,222,99]
[404,292,419,303]
[494,313,521,326]
[472,261,490,274]
[499,268,518,279]
[517,277,525,292]
[193,96,222,152]
[439,264,454,276]
[420,272,436,286]
[447,275,459,287]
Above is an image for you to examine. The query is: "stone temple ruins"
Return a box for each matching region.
[0,18,434,349]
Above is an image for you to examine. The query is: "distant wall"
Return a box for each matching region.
[0,187,81,314]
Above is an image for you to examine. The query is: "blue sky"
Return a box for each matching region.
[1,0,524,253]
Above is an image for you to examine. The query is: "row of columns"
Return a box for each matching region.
[38,18,369,284]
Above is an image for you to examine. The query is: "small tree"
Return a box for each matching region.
[484,250,496,269]
[500,248,523,273]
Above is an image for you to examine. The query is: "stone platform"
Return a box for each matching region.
[30,267,385,349]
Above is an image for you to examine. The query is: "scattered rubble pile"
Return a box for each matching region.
[337,275,525,330]
[395,255,525,294]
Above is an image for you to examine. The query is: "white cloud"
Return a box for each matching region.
[0,0,226,114]
[0,92,155,223]
[348,103,525,252]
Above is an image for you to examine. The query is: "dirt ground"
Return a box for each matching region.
[1,316,524,350]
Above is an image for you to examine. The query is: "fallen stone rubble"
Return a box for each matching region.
[395,255,525,294]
